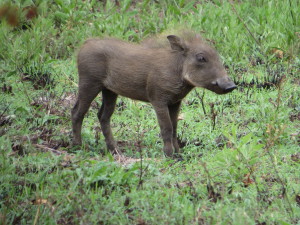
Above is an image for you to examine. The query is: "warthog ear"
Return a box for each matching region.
[167,35,186,52]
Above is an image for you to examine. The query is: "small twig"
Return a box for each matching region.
[288,0,296,27]
[229,0,273,78]
[136,123,144,190]
[33,144,67,155]
[234,146,263,202]
[0,104,10,119]
[201,161,213,185]
[209,103,217,130]
[63,72,78,87]
[20,81,33,105]
[264,83,294,220]
[33,205,40,225]
[113,147,126,163]
[276,75,286,111]
[138,144,143,189]
[265,148,294,220]
[201,161,221,202]
[229,0,281,108]
[229,0,261,47]
[195,90,206,115]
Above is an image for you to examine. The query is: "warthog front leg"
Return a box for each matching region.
[152,103,175,157]
[168,101,181,154]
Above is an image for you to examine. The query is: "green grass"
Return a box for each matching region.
[0,0,300,224]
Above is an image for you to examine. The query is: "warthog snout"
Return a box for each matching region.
[209,77,236,94]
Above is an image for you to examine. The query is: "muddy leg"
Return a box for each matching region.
[168,101,181,154]
[152,103,174,157]
[97,89,118,153]
[72,84,101,146]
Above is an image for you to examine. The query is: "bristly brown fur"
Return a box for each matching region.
[142,29,204,49]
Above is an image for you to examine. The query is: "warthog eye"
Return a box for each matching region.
[196,53,207,62]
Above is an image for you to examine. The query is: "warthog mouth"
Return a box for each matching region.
[223,84,237,93]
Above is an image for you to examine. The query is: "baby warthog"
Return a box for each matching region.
[72,31,236,157]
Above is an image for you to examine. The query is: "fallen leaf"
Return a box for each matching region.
[178,113,184,120]
[32,198,48,205]
[271,48,283,59]
[24,6,38,20]
[243,173,254,187]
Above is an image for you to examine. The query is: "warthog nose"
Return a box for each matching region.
[224,84,237,93]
